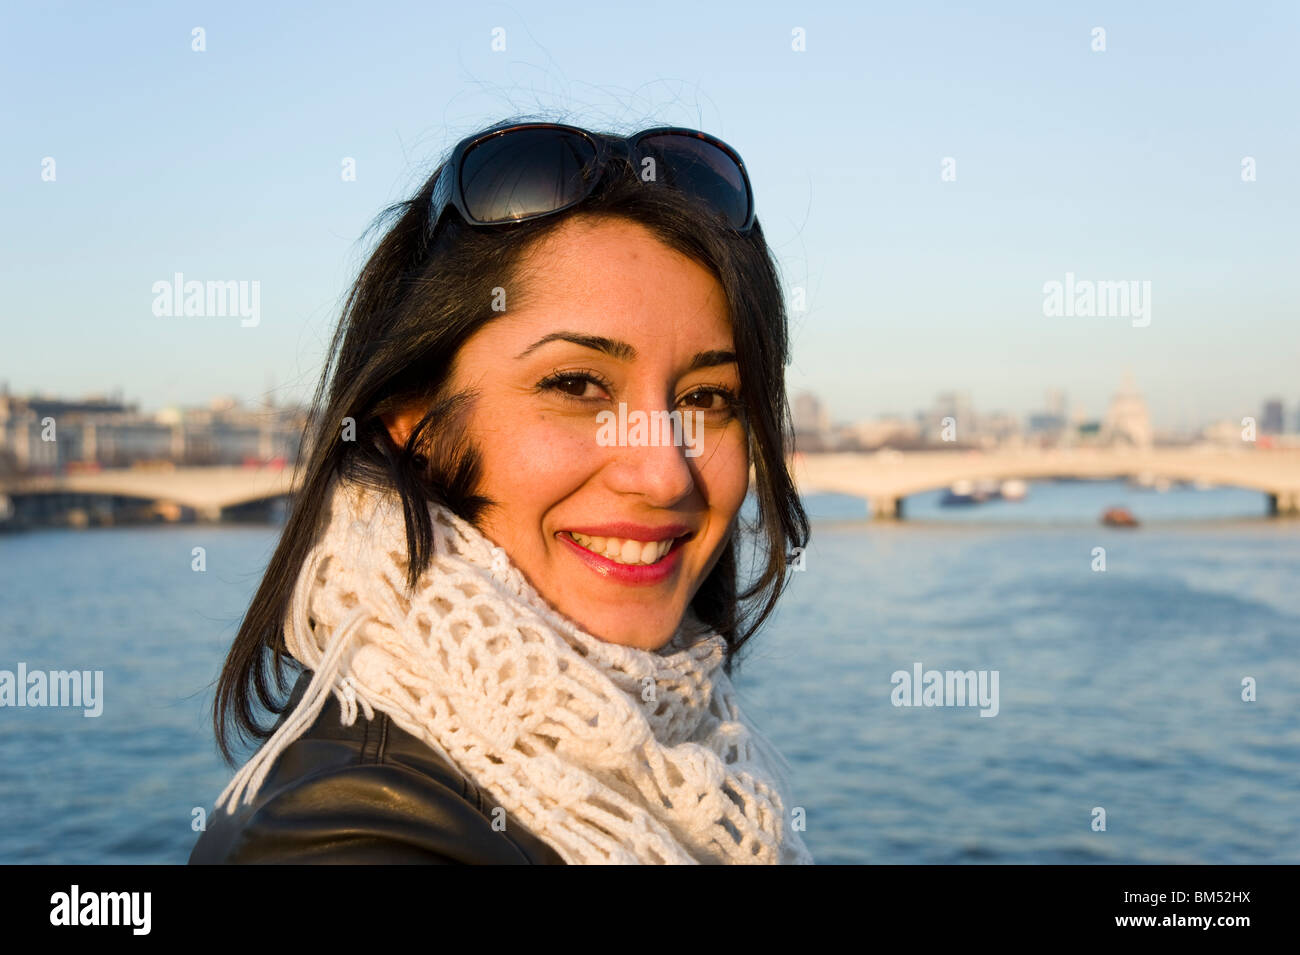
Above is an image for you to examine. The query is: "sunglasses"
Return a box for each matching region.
[428,122,756,239]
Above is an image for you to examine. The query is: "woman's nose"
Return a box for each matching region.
[596,404,700,506]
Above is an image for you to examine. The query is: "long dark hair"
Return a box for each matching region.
[212,119,810,764]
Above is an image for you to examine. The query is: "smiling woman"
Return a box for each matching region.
[189,118,813,865]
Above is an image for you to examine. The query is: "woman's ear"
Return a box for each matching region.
[381,405,425,448]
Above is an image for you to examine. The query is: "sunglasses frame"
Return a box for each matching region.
[428,122,756,239]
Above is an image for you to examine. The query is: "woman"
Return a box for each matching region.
[189,118,813,865]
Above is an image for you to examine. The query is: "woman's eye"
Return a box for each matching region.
[542,372,607,399]
[554,376,592,398]
[541,373,737,412]
[681,389,732,411]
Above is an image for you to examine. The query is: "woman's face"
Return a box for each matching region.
[385,215,749,651]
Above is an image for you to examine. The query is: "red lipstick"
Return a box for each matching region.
[555,526,692,585]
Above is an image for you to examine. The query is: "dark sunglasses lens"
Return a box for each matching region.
[638,134,750,229]
[460,128,597,223]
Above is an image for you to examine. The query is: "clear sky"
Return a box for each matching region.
[3,0,1297,431]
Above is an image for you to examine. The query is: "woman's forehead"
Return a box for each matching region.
[520,215,711,283]
[490,221,732,348]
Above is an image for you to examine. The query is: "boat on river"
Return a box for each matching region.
[1101,507,1139,527]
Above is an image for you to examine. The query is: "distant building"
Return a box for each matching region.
[0,388,308,474]
[1099,373,1153,449]
[976,410,1022,448]
[0,391,54,473]
[1201,418,1246,446]
[1026,412,1067,441]
[1261,399,1285,435]
[1023,389,1071,447]
[792,392,830,436]
[932,391,973,428]
[916,391,976,445]
[791,392,832,451]
[844,415,919,450]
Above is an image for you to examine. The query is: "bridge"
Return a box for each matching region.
[2,446,1298,525]
[0,466,298,523]
[788,447,1300,518]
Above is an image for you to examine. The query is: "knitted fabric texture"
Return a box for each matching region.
[217,474,813,865]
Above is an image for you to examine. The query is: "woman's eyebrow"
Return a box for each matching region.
[683,348,738,372]
[515,331,736,371]
[515,332,633,361]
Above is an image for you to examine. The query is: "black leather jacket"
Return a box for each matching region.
[189,670,564,864]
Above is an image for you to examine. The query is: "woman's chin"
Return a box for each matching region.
[561,604,680,651]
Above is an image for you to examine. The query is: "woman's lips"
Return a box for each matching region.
[556,529,689,584]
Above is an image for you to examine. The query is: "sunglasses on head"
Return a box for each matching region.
[428,122,756,240]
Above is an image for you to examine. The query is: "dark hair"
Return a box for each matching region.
[211,119,810,764]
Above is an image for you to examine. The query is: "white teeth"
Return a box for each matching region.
[567,531,676,565]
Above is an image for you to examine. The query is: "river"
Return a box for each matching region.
[1,480,1295,863]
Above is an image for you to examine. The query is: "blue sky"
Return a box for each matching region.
[3,0,1297,430]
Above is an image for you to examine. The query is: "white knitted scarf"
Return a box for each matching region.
[217,474,813,865]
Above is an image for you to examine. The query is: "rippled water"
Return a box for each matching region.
[1,481,1296,863]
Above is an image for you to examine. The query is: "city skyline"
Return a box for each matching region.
[4,374,1297,457]
[791,378,1300,444]
[3,364,1292,436]
[10,369,1295,436]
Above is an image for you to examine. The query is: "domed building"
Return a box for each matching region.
[1100,372,1153,449]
